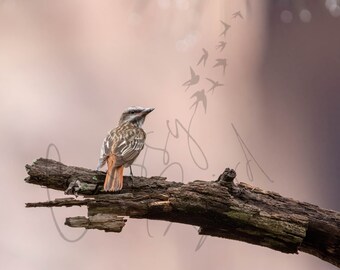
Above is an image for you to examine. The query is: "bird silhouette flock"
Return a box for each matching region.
[182,11,243,114]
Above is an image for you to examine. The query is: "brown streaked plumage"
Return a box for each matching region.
[97,106,154,192]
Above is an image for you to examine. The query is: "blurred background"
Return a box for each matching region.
[1,0,339,269]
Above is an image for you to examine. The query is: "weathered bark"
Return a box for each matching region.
[25,158,340,268]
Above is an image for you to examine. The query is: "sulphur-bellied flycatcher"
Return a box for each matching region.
[97,106,154,191]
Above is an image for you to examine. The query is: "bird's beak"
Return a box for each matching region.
[142,108,154,115]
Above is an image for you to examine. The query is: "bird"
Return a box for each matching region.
[232,11,243,19]
[219,20,230,38]
[216,41,227,52]
[213,58,227,75]
[97,106,154,192]
[182,66,200,91]
[197,48,208,66]
[190,89,207,113]
[206,78,224,94]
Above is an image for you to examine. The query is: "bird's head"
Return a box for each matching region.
[119,106,154,127]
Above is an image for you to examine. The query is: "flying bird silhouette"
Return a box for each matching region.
[219,20,230,38]
[216,41,227,52]
[190,89,207,113]
[213,58,227,74]
[182,66,200,91]
[232,11,243,19]
[197,48,208,66]
[206,78,224,94]
[213,58,227,75]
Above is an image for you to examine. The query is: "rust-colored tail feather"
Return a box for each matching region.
[104,155,124,191]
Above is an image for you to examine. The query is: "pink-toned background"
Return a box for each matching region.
[1,1,339,269]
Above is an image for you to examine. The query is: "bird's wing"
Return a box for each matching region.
[191,91,200,99]
[203,97,207,113]
[221,21,230,30]
[213,61,219,67]
[182,80,190,86]
[97,131,116,169]
[113,127,146,167]
[190,66,196,78]
[206,78,215,84]
[197,56,203,65]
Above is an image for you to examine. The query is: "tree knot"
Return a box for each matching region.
[65,179,82,197]
[217,168,236,185]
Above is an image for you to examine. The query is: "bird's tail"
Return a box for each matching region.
[104,156,124,191]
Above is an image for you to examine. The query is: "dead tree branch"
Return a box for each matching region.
[25,158,340,267]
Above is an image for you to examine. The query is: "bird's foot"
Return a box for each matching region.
[92,183,102,195]
[129,166,134,177]
[129,175,135,189]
